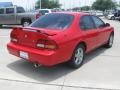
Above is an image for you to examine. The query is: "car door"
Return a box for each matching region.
[80,15,99,52]
[4,7,16,24]
[91,15,110,46]
[0,8,5,24]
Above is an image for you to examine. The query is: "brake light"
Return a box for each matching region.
[10,27,22,43]
[11,38,18,42]
[10,29,19,43]
[36,39,58,50]
[36,13,41,19]
[10,32,18,43]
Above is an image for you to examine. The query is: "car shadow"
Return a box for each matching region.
[7,47,107,83]
[7,60,74,83]
[83,47,107,64]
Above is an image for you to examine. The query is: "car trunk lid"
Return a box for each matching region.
[11,27,59,48]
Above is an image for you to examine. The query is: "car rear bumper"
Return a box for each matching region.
[7,42,61,66]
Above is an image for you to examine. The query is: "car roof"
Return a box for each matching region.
[52,12,90,16]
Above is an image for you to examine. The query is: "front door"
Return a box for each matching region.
[91,16,110,46]
[79,15,99,52]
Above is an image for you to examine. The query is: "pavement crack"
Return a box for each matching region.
[61,75,67,90]
[100,55,120,58]
[0,78,119,90]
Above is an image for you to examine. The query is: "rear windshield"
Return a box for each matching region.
[30,13,74,30]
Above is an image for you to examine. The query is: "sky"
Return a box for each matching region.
[59,0,120,9]
[0,0,120,9]
[59,0,95,9]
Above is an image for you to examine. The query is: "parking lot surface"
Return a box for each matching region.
[0,19,120,90]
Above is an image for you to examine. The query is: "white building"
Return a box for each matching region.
[0,0,35,11]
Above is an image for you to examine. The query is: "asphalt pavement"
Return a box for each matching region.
[0,19,120,90]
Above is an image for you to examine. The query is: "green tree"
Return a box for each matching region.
[72,7,80,11]
[81,6,91,11]
[92,0,116,11]
[117,2,120,7]
[35,0,61,9]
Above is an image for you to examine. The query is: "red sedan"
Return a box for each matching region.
[7,12,114,68]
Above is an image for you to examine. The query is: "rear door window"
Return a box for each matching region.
[30,13,74,30]
[6,8,14,14]
[80,15,95,30]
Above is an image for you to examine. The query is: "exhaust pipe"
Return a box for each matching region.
[34,63,42,68]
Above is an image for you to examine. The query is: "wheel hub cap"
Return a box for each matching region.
[74,48,84,65]
[109,35,113,46]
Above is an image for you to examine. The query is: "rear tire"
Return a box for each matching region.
[111,16,115,20]
[22,19,31,27]
[68,44,85,69]
[105,34,114,48]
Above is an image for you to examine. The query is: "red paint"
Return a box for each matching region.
[7,12,114,66]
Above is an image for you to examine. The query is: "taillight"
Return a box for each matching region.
[10,31,18,43]
[36,13,41,19]
[10,27,22,43]
[36,39,58,50]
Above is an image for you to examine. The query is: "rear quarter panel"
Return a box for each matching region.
[48,14,85,63]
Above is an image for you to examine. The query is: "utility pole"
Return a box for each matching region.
[40,0,41,9]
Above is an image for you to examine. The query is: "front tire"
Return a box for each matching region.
[105,34,114,48]
[68,44,85,69]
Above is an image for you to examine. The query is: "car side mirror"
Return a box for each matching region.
[105,23,110,27]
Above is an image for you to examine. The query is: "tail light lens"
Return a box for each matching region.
[10,33,18,43]
[11,38,18,42]
[10,27,22,43]
[36,39,58,50]
[10,30,19,43]
[36,13,41,19]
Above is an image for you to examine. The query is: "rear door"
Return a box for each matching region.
[4,7,16,24]
[80,15,99,51]
[91,16,110,46]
